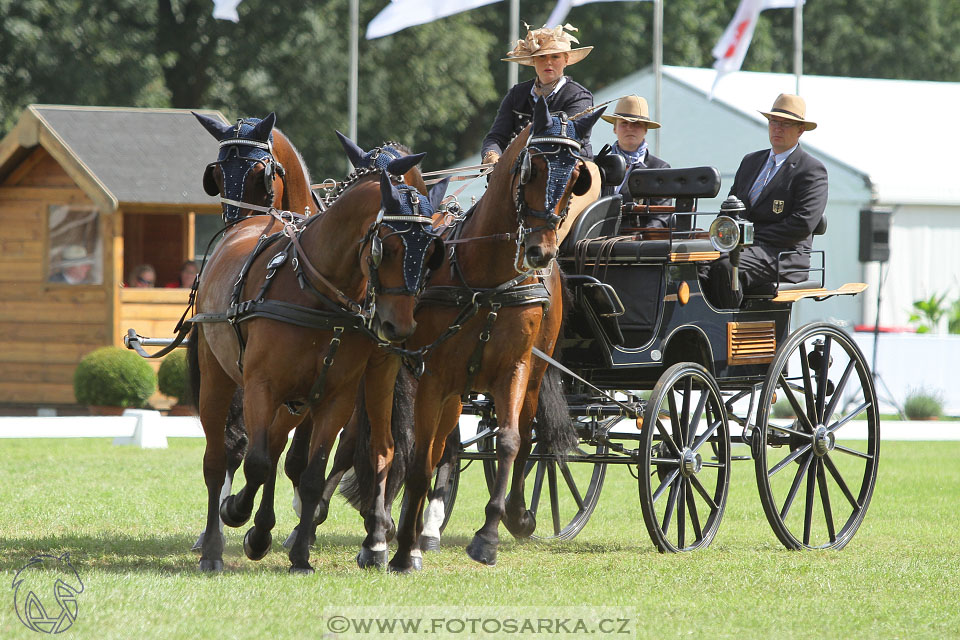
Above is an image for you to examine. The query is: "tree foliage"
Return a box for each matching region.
[2,0,958,177]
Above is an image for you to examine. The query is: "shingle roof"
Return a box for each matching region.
[30,105,226,207]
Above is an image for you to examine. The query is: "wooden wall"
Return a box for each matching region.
[0,148,111,405]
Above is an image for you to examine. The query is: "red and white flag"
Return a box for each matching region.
[710,0,802,97]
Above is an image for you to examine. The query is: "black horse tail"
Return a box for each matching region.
[533,271,577,455]
[533,364,578,455]
[338,367,416,512]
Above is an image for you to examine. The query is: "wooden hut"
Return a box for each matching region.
[0,105,227,410]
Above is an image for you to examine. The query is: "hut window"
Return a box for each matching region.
[48,205,102,285]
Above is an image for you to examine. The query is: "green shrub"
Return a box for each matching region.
[158,350,191,406]
[73,346,156,408]
[771,399,796,419]
[903,388,944,420]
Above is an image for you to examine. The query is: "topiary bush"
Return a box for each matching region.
[158,350,191,406]
[903,388,944,420]
[73,346,156,408]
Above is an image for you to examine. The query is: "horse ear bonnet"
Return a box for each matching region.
[193,111,233,140]
[251,112,276,141]
[336,130,366,169]
[573,106,606,141]
[428,177,450,212]
[386,153,425,177]
[532,98,552,135]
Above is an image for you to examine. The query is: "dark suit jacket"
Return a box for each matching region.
[481,77,594,159]
[729,144,828,279]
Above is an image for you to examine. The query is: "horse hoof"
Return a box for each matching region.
[243,528,272,561]
[219,496,251,528]
[282,526,318,550]
[419,535,440,552]
[356,547,388,570]
[289,564,315,576]
[504,510,537,539]
[465,537,498,566]
[198,558,223,573]
[387,560,416,575]
[410,555,423,571]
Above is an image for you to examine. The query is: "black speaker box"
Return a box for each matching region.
[859,208,891,263]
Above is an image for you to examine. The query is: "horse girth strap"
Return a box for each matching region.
[189,299,369,335]
[417,283,551,310]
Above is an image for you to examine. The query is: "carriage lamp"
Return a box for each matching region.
[710,197,754,292]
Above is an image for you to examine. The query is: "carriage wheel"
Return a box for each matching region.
[638,362,730,553]
[435,426,462,535]
[479,428,607,541]
[754,322,879,550]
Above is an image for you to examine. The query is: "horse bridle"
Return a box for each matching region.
[358,185,442,323]
[510,114,584,271]
[205,119,287,222]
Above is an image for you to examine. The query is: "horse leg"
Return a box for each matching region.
[219,381,278,529]
[196,343,238,572]
[356,357,399,569]
[243,410,300,561]
[193,387,246,552]
[389,390,457,573]
[288,390,357,575]
[466,377,530,566]
[280,416,314,549]
[503,386,539,538]
[420,407,462,551]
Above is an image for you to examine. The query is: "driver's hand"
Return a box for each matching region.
[482,151,500,165]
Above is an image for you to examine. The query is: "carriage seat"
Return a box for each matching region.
[743,215,828,298]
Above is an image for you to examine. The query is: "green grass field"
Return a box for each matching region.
[1,437,958,639]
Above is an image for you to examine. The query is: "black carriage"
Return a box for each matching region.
[435,162,879,553]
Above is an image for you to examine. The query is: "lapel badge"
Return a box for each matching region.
[772,200,785,214]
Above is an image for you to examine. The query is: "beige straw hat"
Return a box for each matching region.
[501,24,593,66]
[759,93,817,131]
[600,95,661,129]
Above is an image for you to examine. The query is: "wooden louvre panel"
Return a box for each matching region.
[727,320,777,365]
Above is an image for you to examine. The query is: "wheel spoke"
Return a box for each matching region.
[686,482,703,541]
[667,390,683,450]
[768,442,813,478]
[779,453,812,521]
[687,389,709,448]
[817,459,836,543]
[814,337,832,423]
[822,453,862,510]
[768,422,810,438]
[823,358,856,422]
[661,479,679,535]
[803,457,818,546]
[689,474,719,512]
[677,478,687,549]
[547,461,561,535]
[692,414,722,452]
[780,373,815,433]
[655,419,683,459]
[680,377,693,446]
[529,460,546,516]
[828,401,872,434]
[652,468,680,505]
[799,341,818,423]
[557,459,585,511]
[833,443,873,460]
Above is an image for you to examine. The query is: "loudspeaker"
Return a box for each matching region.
[859,208,891,263]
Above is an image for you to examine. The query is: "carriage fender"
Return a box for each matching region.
[660,325,715,376]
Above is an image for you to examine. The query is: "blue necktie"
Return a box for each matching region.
[747,156,775,205]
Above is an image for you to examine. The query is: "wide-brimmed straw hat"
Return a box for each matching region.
[501,24,593,66]
[58,244,94,267]
[600,95,661,129]
[759,93,817,131]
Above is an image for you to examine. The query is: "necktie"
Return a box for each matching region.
[747,156,775,205]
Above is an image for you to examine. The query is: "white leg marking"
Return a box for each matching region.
[421,497,445,539]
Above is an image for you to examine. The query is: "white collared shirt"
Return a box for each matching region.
[529,76,568,101]
[765,142,800,182]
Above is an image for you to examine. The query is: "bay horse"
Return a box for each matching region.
[384,99,605,572]
[187,131,445,573]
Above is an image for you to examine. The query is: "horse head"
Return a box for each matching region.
[336,131,428,194]
[358,167,446,343]
[509,100,606,269]
[194,112,288,222]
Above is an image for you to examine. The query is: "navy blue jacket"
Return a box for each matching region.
[481,77,594,159]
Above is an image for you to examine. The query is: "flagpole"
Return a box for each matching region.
[653,0,663,155]
[793,1,802,94]
[508,0,519,89]
[349,0,359,172]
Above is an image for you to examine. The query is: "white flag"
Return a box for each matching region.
[212,0,242,22]
[547,0,651,27]
[367,0,502,40]
[710,0,802,97]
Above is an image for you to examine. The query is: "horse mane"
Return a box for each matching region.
[272,127,312,187]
